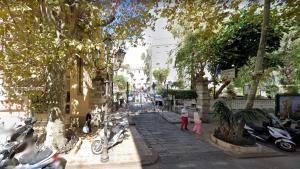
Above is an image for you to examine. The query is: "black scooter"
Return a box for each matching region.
[282,119,300,145]
[0,141,26,168]
[7,118,37,142]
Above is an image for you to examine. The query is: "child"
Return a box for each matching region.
[193,108,202,134]
[181,105,189,130]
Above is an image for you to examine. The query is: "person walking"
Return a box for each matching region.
[193,108,203,134]
[181,105,189,130]
[85,112,92,132]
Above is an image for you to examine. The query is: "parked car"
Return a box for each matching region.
[128,93,135,102]
[154,95,163,106]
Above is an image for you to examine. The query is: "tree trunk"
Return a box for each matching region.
[191,73,196,90]
[245,0,270,109]
[44,63,67,150]
[214,80,231,99]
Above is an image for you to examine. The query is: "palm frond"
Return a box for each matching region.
[233,108,268,123]
[213,100,234,125]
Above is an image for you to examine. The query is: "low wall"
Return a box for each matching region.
[174,98,275,113]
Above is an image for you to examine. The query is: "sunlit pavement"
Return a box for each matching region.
[64,126,143,169]
[129,103,300,169]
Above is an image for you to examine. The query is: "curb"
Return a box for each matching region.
[68,137,83,155]
[209,134,285,158]
[141,148,159,166]
[129,126,159,166]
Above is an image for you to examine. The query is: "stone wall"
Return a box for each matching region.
[195,78,210,113]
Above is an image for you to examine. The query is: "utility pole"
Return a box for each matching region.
[166,83,169,111]
[101,79,109,162]
[126,82,129,109]
[101,36,111,163]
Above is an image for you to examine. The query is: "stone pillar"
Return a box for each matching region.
[196,76,210,113]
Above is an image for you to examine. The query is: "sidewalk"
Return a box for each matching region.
[64,126,158,169]
[159,111,194,124]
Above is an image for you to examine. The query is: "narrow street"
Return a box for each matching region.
[130,103,300,169]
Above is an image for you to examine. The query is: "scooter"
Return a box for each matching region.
[4,148,65,169]
[7,118,37,142]
[0,141,26,168]
[244,116,296,152]
[91,116,126,155]
[282,119,300,145]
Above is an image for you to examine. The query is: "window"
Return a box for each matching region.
[77,58,83,95]
[65,91,70,114]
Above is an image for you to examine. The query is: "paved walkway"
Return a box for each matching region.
[64,125,157,169]
[133,112,300,169]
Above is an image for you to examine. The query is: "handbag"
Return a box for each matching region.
[82,121,90,134]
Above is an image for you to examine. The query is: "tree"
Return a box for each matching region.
[159,0,245,38]
[153,68,169,85]
[158,1,252,91]
[211,6,283,98]
[174,30,215,90]
[246,0,271,108]
[0,0,158,150]
[113,75,127,91]
[141,52,151,82]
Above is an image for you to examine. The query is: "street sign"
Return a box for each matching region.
[221,68,236,80]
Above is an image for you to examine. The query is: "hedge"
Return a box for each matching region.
[165,89,198,100]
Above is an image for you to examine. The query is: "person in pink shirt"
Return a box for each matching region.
[193,108,203,134]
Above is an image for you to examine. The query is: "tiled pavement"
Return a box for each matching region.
[133,112,300,169]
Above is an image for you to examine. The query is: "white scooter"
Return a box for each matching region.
[244,114,296,152]
[4,148,65,169]
[91,114,127,155]
[91,122,125,155]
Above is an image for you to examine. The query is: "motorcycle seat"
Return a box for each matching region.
[247,123,267,133]
[287,128,300,135]
[19,148,52,165]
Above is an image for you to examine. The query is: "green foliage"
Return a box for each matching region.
[174,30,214,88]
[287,86,299,94]
[25,90,47,114]
[171,80,185,89]
[209,6,283,73]
[153,68,169,84]
[113,75,127,91]
[167,89,197,100]
[0,0,158,110]
[141,52,151,82]
[213,100,268,145]
[156,84,165,96]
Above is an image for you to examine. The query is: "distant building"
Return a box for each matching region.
[117,67,147,91]
[145,18,179,88]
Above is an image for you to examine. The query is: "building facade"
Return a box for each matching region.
[145,18,179,88]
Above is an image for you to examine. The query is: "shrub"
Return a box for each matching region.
[166,89,198,100]
[213,100,267,146]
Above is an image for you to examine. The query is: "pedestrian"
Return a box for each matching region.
[158,100,163,112]
[180,105,189,130]
[85,111,92,132]
[193,108,203,134]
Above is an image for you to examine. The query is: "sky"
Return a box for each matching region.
[123,44,147,69]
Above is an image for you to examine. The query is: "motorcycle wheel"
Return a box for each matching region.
[276,141,296,152]
[117,133,124,143]
[91,139,104,155]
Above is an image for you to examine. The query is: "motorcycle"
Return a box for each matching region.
[244,113,296,152]
[281,119,300,145]
[0,141,27,168]
[7,118,37,143]
[3,148,65,169]
[91,114,127,155]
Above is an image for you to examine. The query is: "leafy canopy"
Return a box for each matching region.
[0,0,158,105]
[153,68,169,85]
